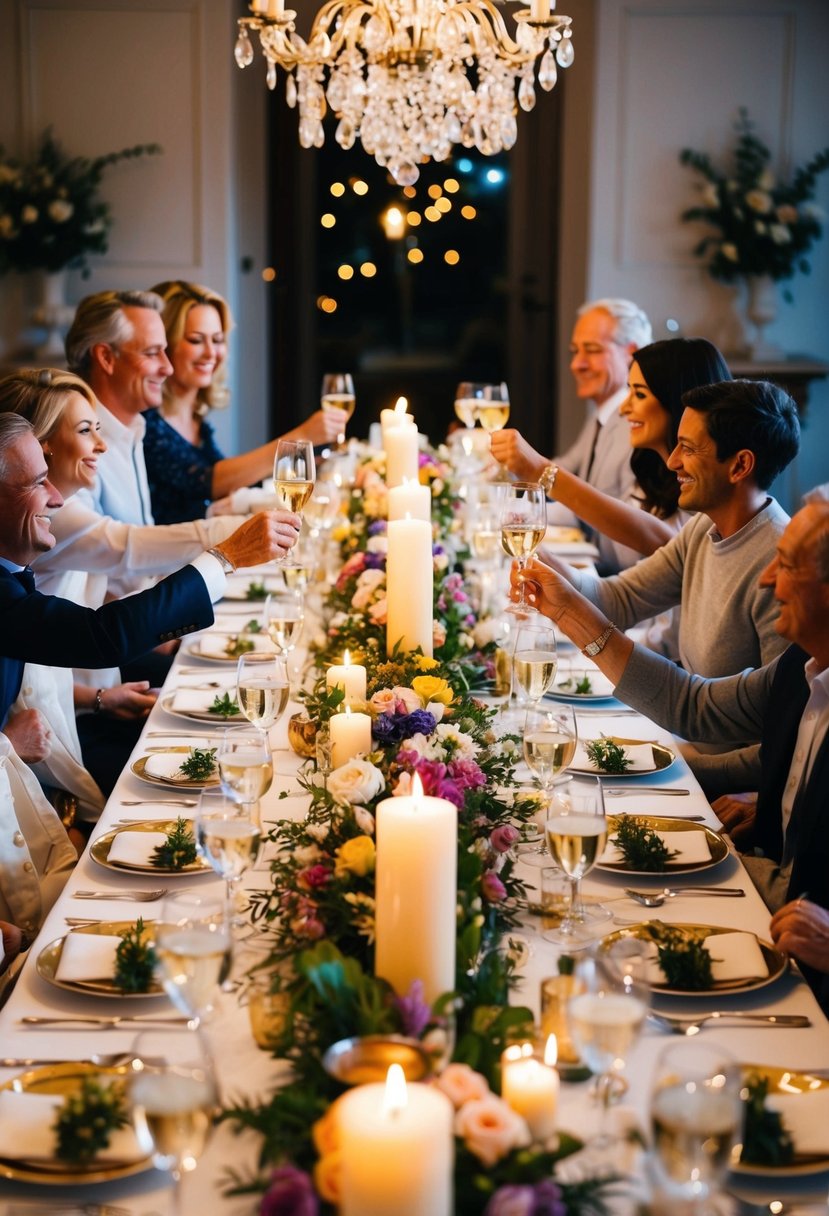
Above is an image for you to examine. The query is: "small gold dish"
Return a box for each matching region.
[287,712,317,758]
[322,1035,433,1086]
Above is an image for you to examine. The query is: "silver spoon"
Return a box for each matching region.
[624,885,746,907]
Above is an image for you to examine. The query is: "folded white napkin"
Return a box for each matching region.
[212,614,263,635]
[643,930,767,986]
[555,670,616,698]
[194,634,275,660]
[107,829,170,867]
[0,1089,145,1162]
[572,740,656,773]
[765,1086,829,1156]
[170,689,232,715]
[601,828,712,866]
[229,486,281,513]
[222,575,283,601]
[55,932,121,983]
[143,752,204,783]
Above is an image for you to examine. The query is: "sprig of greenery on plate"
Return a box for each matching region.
[585,739,630,773]
[53,1076,129,1162]
[641,921,714,989]
[611,817,678,871]
[177,746,217,781]
[150,816,198,870]
[113,916,157,992]
[245,581,267,601]
[561,674,593,695]
[224,635,255,657]
[740,1072,795,1166]
[208,691,241,718]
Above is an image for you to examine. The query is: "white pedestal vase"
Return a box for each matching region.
[744,274,784,362]
[31,268,74,360]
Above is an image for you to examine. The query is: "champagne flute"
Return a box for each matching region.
[321,372,355,448]
[303,478,342,540]
[129,1027,217,1216]
[567,945,650,1147]
[218,730,273,818]
[453,381,487,429]
[263,588,304,670]
[500,481,547,616]
[513,616,558,706]
[236,653,290,735]
[195,787,262,931]
[273,439,316,517]
[476,381,510,432]
[154,890,232,1024]
[650,1040,742,1215]
[519,705,576,865]
[543,775,607,944]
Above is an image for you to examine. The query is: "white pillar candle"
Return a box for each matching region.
[380,396,414,436]
[326,649,367,705]
[500,1037,559,1142]
[384,422,419,489]
[530,0,549,19]
[330,705,372,768]
[338,1065,453,1216]
[375,774,456,1002]
[386,515,433,657]
[387,478,431,522]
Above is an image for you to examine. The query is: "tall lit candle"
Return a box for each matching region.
[380,395,414,435]
[375,774,456,1002]
[326,649,367,705]
[338,1065,453,1216]
[330,705,372,768]
[387,478,431,522]
[501,1036,559,1142]
[386,515,433,657]
[384,422,419,489]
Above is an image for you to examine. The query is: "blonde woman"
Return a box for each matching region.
[144,280,348,522]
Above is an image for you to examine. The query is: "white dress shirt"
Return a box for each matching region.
[93,407,154,527]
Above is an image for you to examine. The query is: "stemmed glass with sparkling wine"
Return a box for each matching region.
[519,705,576,865]
[500,481,546,616]
[542,775,609,944]
[218,730,273,821]
[513,615,558,708]
[263,588,304,690]
[236,653,290,736]
[154,890,232,1025]
[129,1027,217,1216]
[649,1040,742,1215]
[195,787,262,932]
[321,373,356,448]
[453,381,487,429]
[273,439,316,536]
[476,381,510,432]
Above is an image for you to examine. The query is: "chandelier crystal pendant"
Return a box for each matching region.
[234,0,574,185]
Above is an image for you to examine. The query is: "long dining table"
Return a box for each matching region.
[1,583,828,1215]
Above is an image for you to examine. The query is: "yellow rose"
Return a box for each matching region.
[334,835,376,877]
[332,522,351,542]
[314,1150,343,1204]
[412,675,454,706]
[413,654,440,672]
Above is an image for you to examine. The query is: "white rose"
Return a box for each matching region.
[770,223,791,244]
[425,700,446,723]
[366,535,388,554]
[352,568,386,609]
[353,806,376,835]
[306,822,330,842]
[327,758,386,805]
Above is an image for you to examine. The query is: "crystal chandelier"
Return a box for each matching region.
[234,0,574,185]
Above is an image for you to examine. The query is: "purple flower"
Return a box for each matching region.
[364,551,386,570]
[484,1186,535,1216]
[260,1165,319,1216]
[448,758,486,791]
[490,825,520,854]
[398,709,437,740]
[532,1180,567,1216]
[372,714,402,744]
[482,872,507,902]
[368,520,387,535]
[393,978,432,1038]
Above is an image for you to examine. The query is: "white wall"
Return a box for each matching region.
[565,0,829,506]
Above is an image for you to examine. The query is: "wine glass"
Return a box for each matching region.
[453,381,487,429]
[273,439,316,519]
[154,890,232,1024]
[649,1040,742,1214]
[513,616,558,707]
[500,481,546,616]
[321,372,355,448]
[129,1027,217,1216]
[195,787,262,932]
[519,705,576,866]
[281,538,316,592]
[476,381,510,432]
[218,730,273,821]
[263,588,304,689]
[567,945,650,1147]
[236,653,290,735]
[303,478,342,540]
[542,775,607,944]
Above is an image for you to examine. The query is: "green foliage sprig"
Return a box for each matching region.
[245,581,268,601]
[178,746,217,781]
[224,635,255,657]
[208,691,241,718]
[0,129,161,275]
[680,108,829,297]
[585,739,630,774]
[611,817,678,871]
[150,816,198,870]
[113,916,157,992]
[53,1076,129,1162]
[643,921,714,990]
[561,674,593,695]
[740,1073,795,1166]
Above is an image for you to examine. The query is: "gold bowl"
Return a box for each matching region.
[322,1035,433,1086]
[287,712,317,758]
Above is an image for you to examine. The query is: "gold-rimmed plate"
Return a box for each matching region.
[160,691,246,725]
[568,736,676,777]
[180,635,275,664]
[731,1065,829,1177]
[599,923,787,996]
[596,815,728,876]
[130,746,219,790]
[90,819,212,876]
[0,1062,152,1184]
[36,920,164,999]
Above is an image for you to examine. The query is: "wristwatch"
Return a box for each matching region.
[206,546,236,574]
[581,623,615,658]
[538,464,559,497]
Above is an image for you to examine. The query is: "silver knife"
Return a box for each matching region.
[605,787,690,796]
[20,1015,192,1028]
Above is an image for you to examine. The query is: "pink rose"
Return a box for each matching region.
[433,620,447,648]
[482,872,507,902]
[435,1063,490,1109]
[393,685,422,713]
[454,1094,531,1166]
[368,597,388,625]
[370,688,397,713]
[490,825,520,854]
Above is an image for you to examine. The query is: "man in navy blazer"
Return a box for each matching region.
[0,413,300,725]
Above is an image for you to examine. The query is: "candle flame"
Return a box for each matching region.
[411,772,424,801]
[394,396,408,415]
[383,1063,408,1116]
[343,649,351,665]
[344,704,352,718]
[544,1034,558,1067]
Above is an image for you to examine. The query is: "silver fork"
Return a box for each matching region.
[74,888,167,902]
[120,798,197,806]
[605,787,691,796]
[7,1205,135,1216]
[649,1011,811,1035]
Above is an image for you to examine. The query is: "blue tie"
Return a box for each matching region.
[13,568,36,593]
